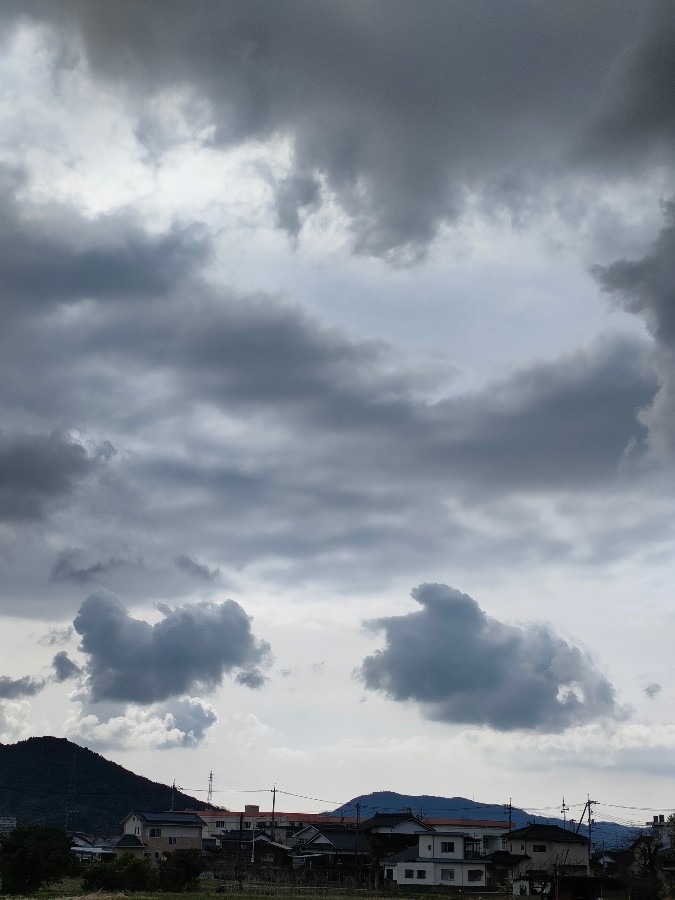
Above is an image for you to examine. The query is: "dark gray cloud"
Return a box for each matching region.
[73,591,272,703]
[234,669,267,689]
[358,583,623,732]
[644,682,662,698]
[594,200,675,344]
[0,166,209,314]
[0,676,44,699]
[174,554,220,582]
[584,1,675,169]
[3,1,661,258]
[66,284,655,496]
[0,431,94,522]
[164,696,218,745]
[51,550,125,585]
[594,200,675,454]
[51,651,81,682]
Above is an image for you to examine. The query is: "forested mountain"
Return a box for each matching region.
[0,737,211,836]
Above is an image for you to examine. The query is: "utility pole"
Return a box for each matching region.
[587,796,597,855]
[271,784,276,828]
[171,780,176,811]
[503,799,513,831]
[355,802,361,866]
[207,771,213,805]
[561,797,569,830]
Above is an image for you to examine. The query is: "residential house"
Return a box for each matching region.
[295,825,361,864]
[215,829,292,868]
[195,806,355,847]
[383,830,489,889]
[426,818,510,856]
[504,823,590,890]
[120,811,205,862]
[361,812,434,861]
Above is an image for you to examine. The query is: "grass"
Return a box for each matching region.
[24,884,505,900]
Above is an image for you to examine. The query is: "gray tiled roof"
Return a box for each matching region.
[133,811,205,826]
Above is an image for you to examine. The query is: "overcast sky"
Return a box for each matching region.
[1,0,675,829]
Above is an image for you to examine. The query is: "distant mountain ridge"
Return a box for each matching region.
[0,739,644,849]
[0,736,211,835]
[333,791,642,850]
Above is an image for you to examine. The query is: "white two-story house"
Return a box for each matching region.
[383,830,489,889]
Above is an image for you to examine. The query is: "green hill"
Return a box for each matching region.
[0,736,213,836]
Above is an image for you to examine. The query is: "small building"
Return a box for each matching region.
[70,834,117,865]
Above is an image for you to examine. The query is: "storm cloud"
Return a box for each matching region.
[51,651,82,683]
[0,431,94,522]
[174,554,220,582]
[594,200,675,455]
[51,550,125,585]
[0,166,209,312]
[73,591,271,704]
[0,676,44,699]
[359,583,623,732]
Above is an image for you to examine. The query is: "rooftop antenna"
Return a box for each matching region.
[207,771,214,805]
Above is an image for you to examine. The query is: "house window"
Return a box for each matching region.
[216,820,225,828]
[386,869,394,881]
[404,869,414,879]
[441,841,455,853]
[427,844,432,850]
[467,869,483,882]
[168,837,177,845]
[244,822,251,828]
[416,870,426,879]
[149,828,162,838]
[440,868,455,881]
[532,844,546,852]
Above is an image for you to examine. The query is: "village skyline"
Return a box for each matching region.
[1,1,675,815]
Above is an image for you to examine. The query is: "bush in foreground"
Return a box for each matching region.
[0,826,72,895]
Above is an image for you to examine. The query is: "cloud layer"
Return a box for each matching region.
[2,2,672,259]
[359,584,623,732]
